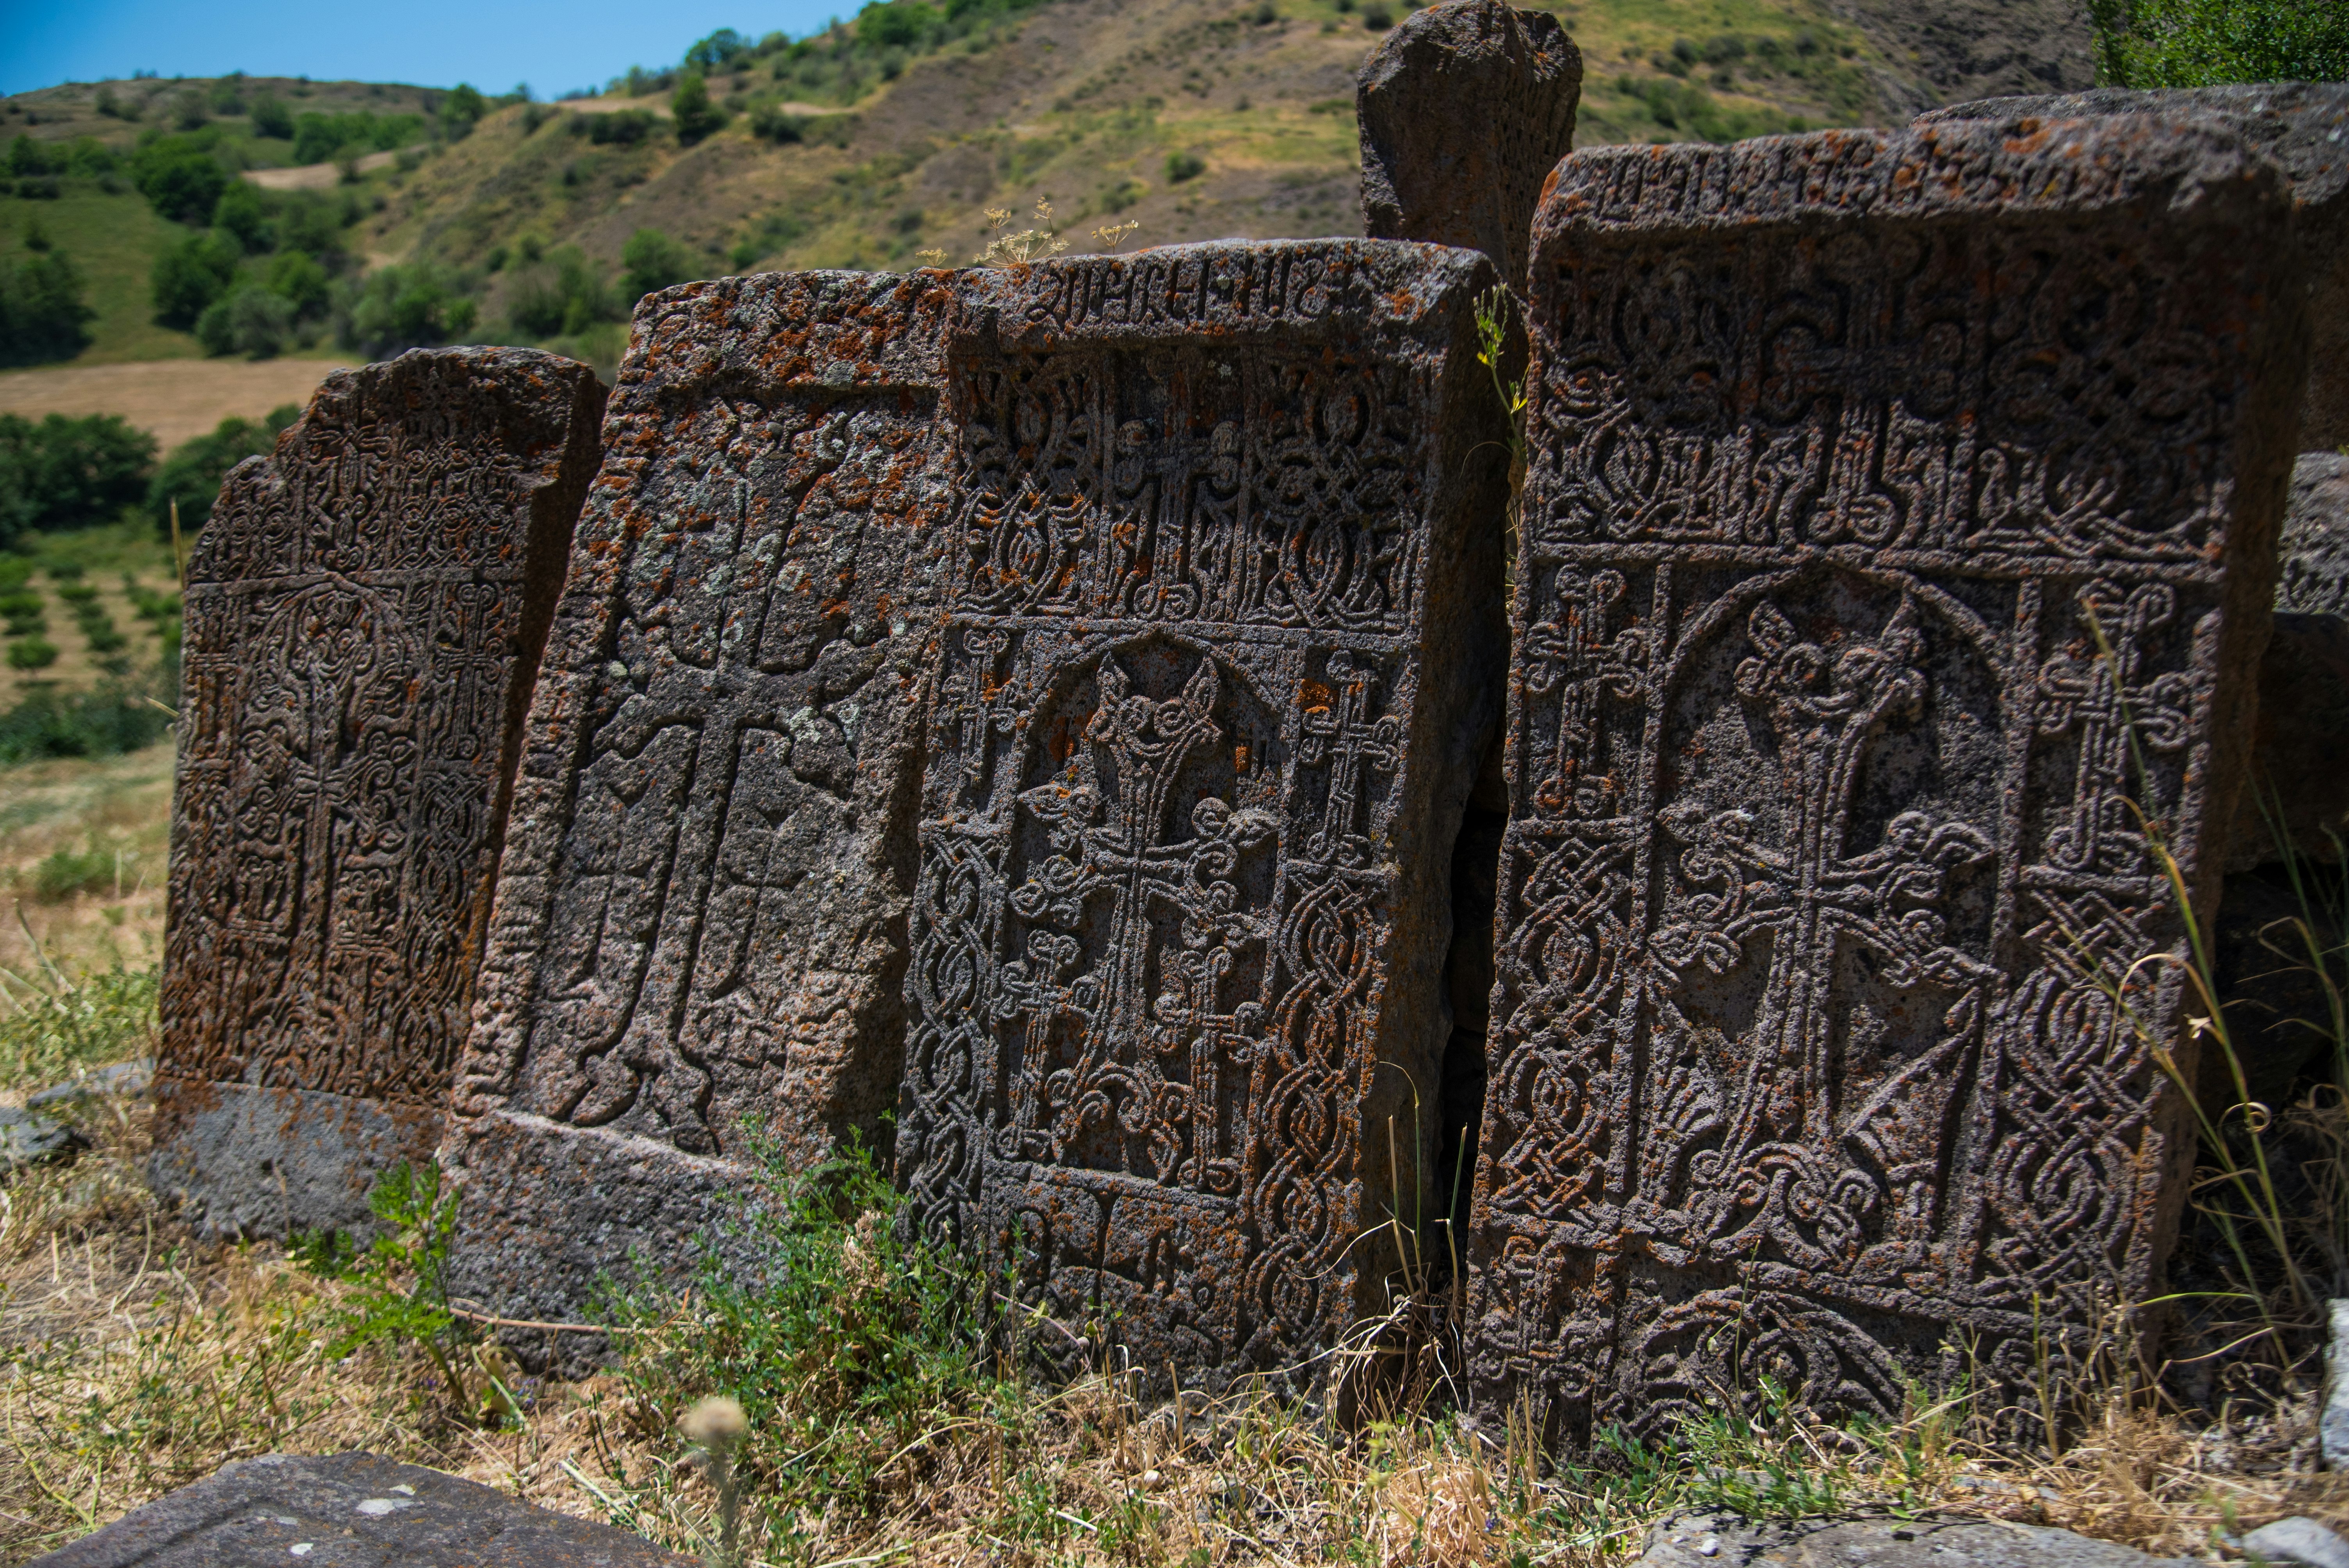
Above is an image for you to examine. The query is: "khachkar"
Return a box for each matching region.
[447,273,954,1336]
[156,348,606,1238]
[895,241,1509,1392]
[1355,0,1582,297]
[1467,119,2308,1438]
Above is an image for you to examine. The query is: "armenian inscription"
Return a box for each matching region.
[156,347,605,1238]
[1469,122,2306,1435]
[896,241,1509,1389]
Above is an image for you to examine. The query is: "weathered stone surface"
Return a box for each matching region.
[895,241,1509,1393]
[2281,453,2349,617]
[2326,1301,2349,1468]
[446,273,953,1336]
[2241,1518,2349,1568]
[0,1104,82,1172]
[2226,611,2349,871]
[28,1450,692,1566]
[1921,86,2349,451]
[1469,120,2305,1436]
[26,1058,152,1112]
[155,348,604,1240]
[1635,1513,2190,1568]
[1356,0,1581,296]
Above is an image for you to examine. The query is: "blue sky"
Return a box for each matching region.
[0,0,848,97]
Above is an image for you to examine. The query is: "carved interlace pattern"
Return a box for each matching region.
[1472,142,2280,1436]
[166,364,579,1104]
[896,333,1431,1385]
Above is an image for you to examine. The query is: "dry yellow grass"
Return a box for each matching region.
[0,360,346,450]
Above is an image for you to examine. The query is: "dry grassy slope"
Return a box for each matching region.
[364,0,1905,295]
[1,75,449,159]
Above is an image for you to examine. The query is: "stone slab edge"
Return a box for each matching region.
[148,1080,442,1240]
[28,1449,693,1566]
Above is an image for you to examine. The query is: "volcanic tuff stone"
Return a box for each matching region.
[154,349,603,1240]
[1470,120,2304,1437]
[446,272,954,1345]
[2282,453,2349,617]
[1634,1514,2192,1568]
[1921,86,2349,451]
[1356,0,1582,297]
[895,241,1508,1392]
[26,1450,692,1566]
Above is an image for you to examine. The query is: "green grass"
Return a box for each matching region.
[0,965,155,1090]
[0,188,205,365]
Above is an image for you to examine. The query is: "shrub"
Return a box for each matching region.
[0,679,174,764]
[146,407,295,532]
[274,190,354,257]
[212,180,273,251]
[620,226,698,307]
[291,109,424,164]
[672,73,727,145]
[1362,2,1393,27]
[129,137,228,224]
[504,246,617,336]
[437,82,487,139]
[585,108,657,145]
[150,230,239,327]
[29,843,116,902]
[196,285,296,358]
[262,249,330,317]
[1165,149,1205,182]
[7,636,58,670]
[749,103,805,143]
[338,263,479,357]
[0,242,94,367]
[0,966,158,1087]
[250,93,294,139]
[2090,0,2349,82]
[0,413,157,542]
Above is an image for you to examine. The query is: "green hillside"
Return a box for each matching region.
[0,0,2050,380]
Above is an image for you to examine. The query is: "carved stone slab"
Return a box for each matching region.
[28,1451,692,1566]
[2282,453,2349,617]
[1469,121,2305,1436]
[446,273,953,1340]
[155,348,604,1238]
[895,241,1509,1392]
[1356,0,1582,296]
[1921,86,2349,451]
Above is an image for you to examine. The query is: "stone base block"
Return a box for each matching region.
[149,1079,441,1240]
[443,1109,756,1374]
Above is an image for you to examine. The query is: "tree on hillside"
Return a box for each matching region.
[672,73,727,145]
[0,237,94,368]
[620,228,700,308]
[130,137,229,225]
[0,414,157,543]
[151,231,240,329]
[2090,0,2347,83]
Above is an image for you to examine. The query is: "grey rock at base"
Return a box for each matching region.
[25,1450,692,1566]
[1637,1513,2193,1568]
[27,1058,152,1112]
[2243,1518,2349,1568]
[2281,454,2349,618]
[2326,1301,2349,1469]
[1919,86,2349,451]
[446,272,953,1350]
[0,1104,83,1171]
[1356,0,1581,294]
[1469,116,2304,1435]
[154,347,605,1243]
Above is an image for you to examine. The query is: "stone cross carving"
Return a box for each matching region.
[445,273,952,1344]
[1470,118,2304,1438]
[896,241,1509,1391]
[155,348,604,1239]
